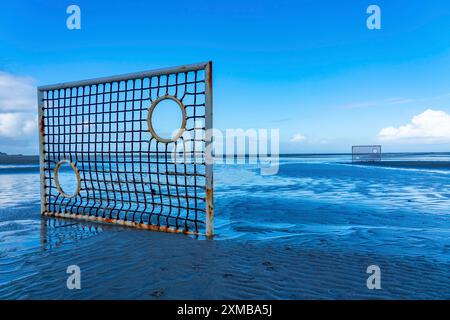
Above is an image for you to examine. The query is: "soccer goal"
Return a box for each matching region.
[352,145,382,162]
[38,62,214,237]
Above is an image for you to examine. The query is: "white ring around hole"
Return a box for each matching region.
[147,95,187,143]
[54,159,81,199]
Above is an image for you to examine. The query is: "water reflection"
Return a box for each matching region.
[40,217,103,251]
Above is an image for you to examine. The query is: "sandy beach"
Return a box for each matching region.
[0,154,449,299]
[1,215,448,300]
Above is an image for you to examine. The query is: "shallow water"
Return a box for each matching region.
[0,153,449,299]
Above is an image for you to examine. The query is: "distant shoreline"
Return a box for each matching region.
[0,155,39,165]
[348,161,450,170]
[0,152,449,165]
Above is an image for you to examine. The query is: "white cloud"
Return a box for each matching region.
[378,109,450,142]
[0,113,37,138]
[0,72,36,113]
[0,72,37,143]
[342,97,414,109]
[290,133,307,143]
[341,93,450,110]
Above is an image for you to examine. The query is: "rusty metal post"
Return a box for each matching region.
[38,89,46,215]
[204,61,214,238]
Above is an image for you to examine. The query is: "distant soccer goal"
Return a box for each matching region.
[38,62,213,237]
[352,145,382,162]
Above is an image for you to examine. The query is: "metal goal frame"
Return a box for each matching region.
[352,145,382,162]
[38,62,214,237]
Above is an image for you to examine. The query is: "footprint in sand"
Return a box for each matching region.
[262,261,275,271]
[150,288,165,297]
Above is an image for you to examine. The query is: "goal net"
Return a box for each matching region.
[352,145,382,162]
[38,62,213,236]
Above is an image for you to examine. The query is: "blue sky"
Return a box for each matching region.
[1,0,450,154]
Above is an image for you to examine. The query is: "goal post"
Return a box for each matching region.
[352,145,382,162]
[38,62,214,237]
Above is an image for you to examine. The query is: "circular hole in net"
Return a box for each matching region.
[148,97,186,143]
[55,160,80,198]
[372,148,379,154]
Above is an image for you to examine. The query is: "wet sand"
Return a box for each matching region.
[1,155,449,299]
[0,207,449,300]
